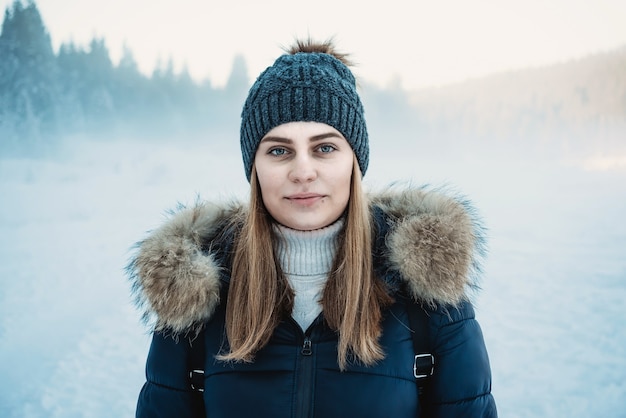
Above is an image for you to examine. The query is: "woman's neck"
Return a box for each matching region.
[273,218,344,331]
[273,219,344,276]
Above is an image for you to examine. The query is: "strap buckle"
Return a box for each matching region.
[189,369,205,392]
[414,353,434,379]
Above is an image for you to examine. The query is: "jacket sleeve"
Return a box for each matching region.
[136,331,205,418]
[422,301,497,418]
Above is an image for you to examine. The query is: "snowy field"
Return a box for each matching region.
[1,136,625,417]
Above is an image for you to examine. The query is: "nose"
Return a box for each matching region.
[288,154,317,183]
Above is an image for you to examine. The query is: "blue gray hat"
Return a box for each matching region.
[240,51,369,181]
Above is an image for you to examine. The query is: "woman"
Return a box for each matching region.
[129,39,497,417]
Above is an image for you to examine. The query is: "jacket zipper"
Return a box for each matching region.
[301,338,312,355]
[293,318,317,418]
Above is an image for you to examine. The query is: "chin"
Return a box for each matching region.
[282,218,326,231]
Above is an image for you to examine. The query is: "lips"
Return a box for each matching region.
[286,193,325,206]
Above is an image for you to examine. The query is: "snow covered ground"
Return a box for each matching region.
[1,136,625,417]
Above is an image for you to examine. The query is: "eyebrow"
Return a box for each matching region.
[260,132,344,144]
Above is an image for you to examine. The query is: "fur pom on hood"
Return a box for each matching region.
[127,187,487,333]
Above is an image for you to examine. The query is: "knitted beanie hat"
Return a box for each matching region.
[240,44,369,181]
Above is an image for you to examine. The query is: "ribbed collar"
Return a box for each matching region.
[273,219,344,277]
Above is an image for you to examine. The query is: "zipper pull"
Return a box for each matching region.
[301,337,312,356]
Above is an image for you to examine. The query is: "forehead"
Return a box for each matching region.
[263,121,344,140]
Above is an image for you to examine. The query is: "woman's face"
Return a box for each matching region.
[254,121,355,231]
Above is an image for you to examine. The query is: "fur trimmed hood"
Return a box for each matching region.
[127,187,487,333]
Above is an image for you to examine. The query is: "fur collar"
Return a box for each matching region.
[127,187,486,333]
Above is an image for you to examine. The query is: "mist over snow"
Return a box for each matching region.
[1,132,625,418]
[2,2,626,416]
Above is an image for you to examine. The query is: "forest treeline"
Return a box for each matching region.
[0,0,419,156]
[409,46,626,154]
[1,0,624,158]
[0,1,253,152]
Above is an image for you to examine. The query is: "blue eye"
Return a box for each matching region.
[318,145,336,153]
[269,148,287,156]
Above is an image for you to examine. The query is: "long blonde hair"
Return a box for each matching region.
[218,156,392,369]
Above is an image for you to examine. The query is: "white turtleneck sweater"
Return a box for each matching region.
[274,219,343,332]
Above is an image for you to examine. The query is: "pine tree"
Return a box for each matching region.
[211,54,249,134]
[0,0,61,148]
[57,41,87,132]
[81,37,115,131]
[112,44,150,133]
[224,54,249,98]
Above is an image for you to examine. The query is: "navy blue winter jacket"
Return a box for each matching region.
[129,188,497,417]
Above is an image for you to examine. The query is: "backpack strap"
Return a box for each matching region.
[188,330,206,392]
[406,301,435,396]
[186,304,435,397]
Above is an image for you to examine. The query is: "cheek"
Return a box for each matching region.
[340,179,352,203]
[334,166,353,202]
[256,172,282,209]
[256,165,275,191]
